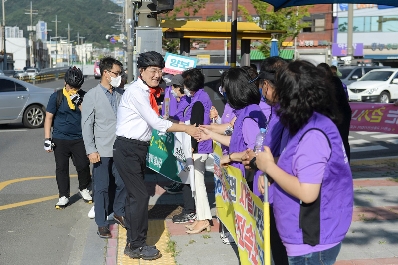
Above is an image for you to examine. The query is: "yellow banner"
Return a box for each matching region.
[213,142,270,265]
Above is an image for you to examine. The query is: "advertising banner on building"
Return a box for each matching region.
[332,43,364,56]
[213,142,270,265]
[350,103,398,133]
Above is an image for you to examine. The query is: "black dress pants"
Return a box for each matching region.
[113,137,149,248]
[53,138,91,198]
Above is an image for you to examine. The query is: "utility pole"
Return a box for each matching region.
[2,0,6,70]
[224,0,228,65]
[126,0,135,83]
[230,0,238,67]
[52,15,61,67]
[347,4,354,59]
[66,23,72,66]
[24,1,38,67]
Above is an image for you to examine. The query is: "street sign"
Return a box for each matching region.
[110,37,116,44]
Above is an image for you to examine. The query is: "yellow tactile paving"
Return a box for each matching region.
[117,220,176,265]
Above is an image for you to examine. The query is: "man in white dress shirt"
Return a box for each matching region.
[113,51,198,260]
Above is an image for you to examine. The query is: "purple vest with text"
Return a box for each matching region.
[274,112,353,246]
[184,89,213,154]
[229,104,267,178]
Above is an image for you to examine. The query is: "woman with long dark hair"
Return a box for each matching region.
[245,60,353,264]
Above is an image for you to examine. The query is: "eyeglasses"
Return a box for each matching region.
[146,68,163,75]
[108,70,122,76]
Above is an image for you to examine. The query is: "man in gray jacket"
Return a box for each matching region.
[81,57,126,238]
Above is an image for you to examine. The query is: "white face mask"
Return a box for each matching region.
[108,72,121,87]
[170,89,178,98]
[184,88,192,97]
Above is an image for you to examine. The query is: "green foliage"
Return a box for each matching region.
[239,0,310,57]
[1,0,122,45]
[207,10,223,22]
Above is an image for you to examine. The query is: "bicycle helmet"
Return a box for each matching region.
[137,51,165,69]
[64,66,84,88]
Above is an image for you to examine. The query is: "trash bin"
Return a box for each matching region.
[196,65,230,116]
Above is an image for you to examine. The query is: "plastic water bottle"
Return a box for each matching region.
[254,128,267,153]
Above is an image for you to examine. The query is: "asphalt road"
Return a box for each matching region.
[0,77,101,265]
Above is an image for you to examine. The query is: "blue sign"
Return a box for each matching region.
[164,53,198,74]
[339,4,349,11]
[110,37,116,44]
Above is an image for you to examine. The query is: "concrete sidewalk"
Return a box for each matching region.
[86,157,398,265]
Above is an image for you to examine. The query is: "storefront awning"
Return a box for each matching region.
[364,55,398,60]
[250,49,295,60]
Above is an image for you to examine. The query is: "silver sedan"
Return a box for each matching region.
[0,76,55,128]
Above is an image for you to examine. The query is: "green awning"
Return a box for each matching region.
[280,49,294,60]
[249,49,294,60]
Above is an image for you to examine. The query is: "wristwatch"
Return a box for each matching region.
[224,125,233,136]
[249,157,258,171]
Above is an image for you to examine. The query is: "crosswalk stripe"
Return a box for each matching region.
[348,136,354,139]
[356,131,379,135]
[371,134,398,139]
[349,139,370,145]
[387,139,398,144]
[351,145,388,153]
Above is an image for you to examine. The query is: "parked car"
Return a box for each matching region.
[13,70,28,80]
[339,65,391,86]
[347,68,398,103]
[94,60,100,79]
[0,76,55,128]
[0,70,4,76]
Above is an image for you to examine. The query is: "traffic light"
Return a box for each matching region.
[156,0,174,12]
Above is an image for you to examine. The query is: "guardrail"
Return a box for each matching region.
[14,67,69,84]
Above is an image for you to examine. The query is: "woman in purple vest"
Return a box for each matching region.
[180,68,214,234]
[246,60,353,264]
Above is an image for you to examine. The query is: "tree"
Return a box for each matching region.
[239,0,310,57]
[161,0,212,54]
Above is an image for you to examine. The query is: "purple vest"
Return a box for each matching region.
[161,86,178,117]
[229,104,267,178]
[221,103,236,155]
[274,112,353,246]
[171,96,191,121]
[184,89,213,154]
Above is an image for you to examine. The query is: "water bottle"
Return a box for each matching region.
[254,128,267,153]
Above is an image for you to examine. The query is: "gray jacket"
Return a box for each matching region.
[81,84,124,157]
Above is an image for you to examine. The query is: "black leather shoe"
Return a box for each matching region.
[113,214,126,229]
[97,226,112,238]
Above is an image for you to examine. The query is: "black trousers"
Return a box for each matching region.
[113,137,149,248]
[52,138,91,198]
[182,184,195,213]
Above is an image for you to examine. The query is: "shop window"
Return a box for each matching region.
[302,15,325,32]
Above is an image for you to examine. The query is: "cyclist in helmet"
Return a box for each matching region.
[44,66,92,209]
[114,51,199,260]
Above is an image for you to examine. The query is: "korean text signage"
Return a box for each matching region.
[371,43,398,51]
[349,103,398,133]
[339,4,395,11]
[332,43,364,56]
[298,40,329,47]
[163,53,198,75]
[213,142,270,265]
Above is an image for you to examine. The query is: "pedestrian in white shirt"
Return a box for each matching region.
[113,51,198,260]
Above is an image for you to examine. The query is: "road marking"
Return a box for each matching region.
[387,139,398,144]
[348,136,354,139]
[351,145,388,153]
[0,175,77,211]
[0,129,27,132]
[356,131,379,135]
[371,134,398,139]
[349,139,370,145]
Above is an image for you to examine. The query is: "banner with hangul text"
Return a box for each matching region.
[163,52,198,75]
[213,142,270,265]
[146,129,194,187]
[349,102,398,133]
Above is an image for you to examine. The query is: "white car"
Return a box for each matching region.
[347,68,398,103]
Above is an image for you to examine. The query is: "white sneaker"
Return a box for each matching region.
[222,232,235,245]
[107,212,114,221]
[88,206,95,219]
[79,189,92,202]
[55,196,69,208]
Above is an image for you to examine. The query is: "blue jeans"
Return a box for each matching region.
[287,243,341,265]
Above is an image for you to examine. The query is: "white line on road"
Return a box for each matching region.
[387,139,398,144]
[356,131,380,135]
[348,136,354,139]
[371,134,398,139]
[0,129,27,132]
[351,145,388,153]
[349,139,370,145]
